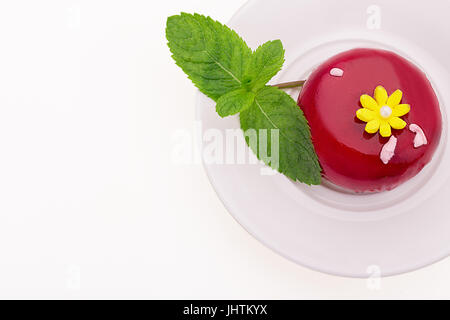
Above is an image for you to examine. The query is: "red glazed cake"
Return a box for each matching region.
[298,48,442,193]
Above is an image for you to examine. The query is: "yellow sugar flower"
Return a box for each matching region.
[356,85,410,137]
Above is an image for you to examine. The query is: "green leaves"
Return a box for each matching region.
[240,87,321,185]
[166,13,322,185]
[247,40,285,91]
[166,13,285,116]
[216,89,255,117]
[166,13,252,101]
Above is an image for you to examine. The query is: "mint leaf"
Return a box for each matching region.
[240,86,322,185]
[166,13,252,101]
[247,40,285,91]
[216,89,255,117]
[167,13,322,186]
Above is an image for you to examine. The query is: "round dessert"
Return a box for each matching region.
[298,48,442,193]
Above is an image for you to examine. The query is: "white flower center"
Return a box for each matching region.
[380,105,392,119]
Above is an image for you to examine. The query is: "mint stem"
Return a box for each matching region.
[272,80,305,89]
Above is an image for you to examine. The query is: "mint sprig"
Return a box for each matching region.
[166,13,322,185]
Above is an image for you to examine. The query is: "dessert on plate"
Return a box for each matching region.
[167,13,443,194]
[298,48,442,193]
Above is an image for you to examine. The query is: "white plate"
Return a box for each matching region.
[196,0,450,277]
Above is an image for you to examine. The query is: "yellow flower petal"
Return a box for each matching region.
[389,117,407,130]
[360,95,378,111]
[393,104,410,117]
[380,121,392,137]
[365,119,380,134]
[387,89,403,107]
[374,86,388,105]
[356,108,376,122]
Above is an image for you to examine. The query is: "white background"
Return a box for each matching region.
[0,0,448,299]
